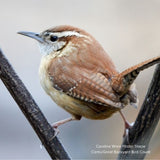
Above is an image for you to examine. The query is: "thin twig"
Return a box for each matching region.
[118,64,160,160]
[0,49,70,160]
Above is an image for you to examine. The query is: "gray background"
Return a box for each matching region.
[0,0,160,159]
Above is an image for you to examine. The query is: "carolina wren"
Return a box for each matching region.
[18,25,160,135]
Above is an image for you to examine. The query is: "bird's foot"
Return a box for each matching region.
[123,121,134,137]
[53,127,60,137]
[51,117,74,137]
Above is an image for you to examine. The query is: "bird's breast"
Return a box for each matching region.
[39,55,66,103]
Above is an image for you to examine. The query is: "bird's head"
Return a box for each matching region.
[18,25,92,56]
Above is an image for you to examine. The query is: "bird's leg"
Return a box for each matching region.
[119,110,133,137]
[52,116,81,136]
[51,117,74,136]
[52,117,75,129]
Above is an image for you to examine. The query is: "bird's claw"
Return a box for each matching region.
[123,121,135,145]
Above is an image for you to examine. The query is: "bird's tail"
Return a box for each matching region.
[111,56,160,95]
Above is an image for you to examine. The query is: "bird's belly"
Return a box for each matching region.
[40,76,119,120]
[48,87,119,119]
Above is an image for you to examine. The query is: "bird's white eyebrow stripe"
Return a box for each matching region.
[50,31,88,39]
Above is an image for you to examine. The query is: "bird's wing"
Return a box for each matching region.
[48,62,122,109]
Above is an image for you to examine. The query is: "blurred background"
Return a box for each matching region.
[0,0,160,159]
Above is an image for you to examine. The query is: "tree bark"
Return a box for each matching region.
[0,49,70,160]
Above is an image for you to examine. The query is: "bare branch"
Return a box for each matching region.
[0,49,70,160]
[118,64,160,160]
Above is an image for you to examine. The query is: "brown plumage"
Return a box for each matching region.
[18,25,160,134]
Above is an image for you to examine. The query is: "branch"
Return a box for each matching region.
[0,49,70,160]
[118,64,160,160]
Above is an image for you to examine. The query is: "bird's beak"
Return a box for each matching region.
[17,31,44,43]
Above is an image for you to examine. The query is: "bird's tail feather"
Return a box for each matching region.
[111,56,160,95]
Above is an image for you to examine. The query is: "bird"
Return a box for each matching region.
[18,25,160,136]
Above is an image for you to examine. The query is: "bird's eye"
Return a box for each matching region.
[50,35,58,42]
